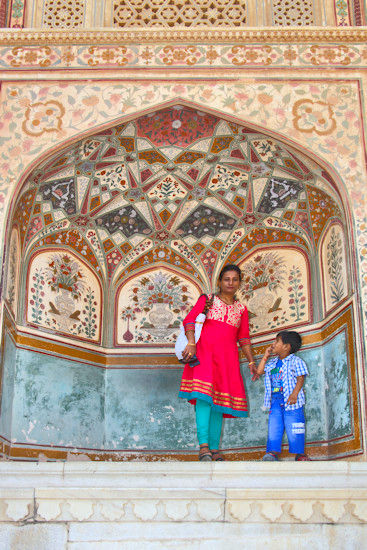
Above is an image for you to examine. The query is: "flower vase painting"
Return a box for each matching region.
[117,269,200,346]
[45,254,85,331]
[238,248,310,335]
[26,251,102,342]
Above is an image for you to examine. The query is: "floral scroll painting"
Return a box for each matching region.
[238,247,310,336]
[26,250,102,342]
[116,268,200,346]
[321,224,348,313]
[5,228,20,319]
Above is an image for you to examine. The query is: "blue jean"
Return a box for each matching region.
[195,399,223,449]
[266,393,305,455]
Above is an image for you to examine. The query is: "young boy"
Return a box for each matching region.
[257,330,310,461]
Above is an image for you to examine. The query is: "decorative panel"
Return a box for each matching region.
[42,0,86,27]
[113,0,247,28]
[321,223,348,313]
[7,0,27,27]
[272,0,315,25]
[238,247,311,336]
[26,250,102,342]
[0,0,7,27]
[116,268,200,346]
[4,227,20,319]
[12,104,348,348]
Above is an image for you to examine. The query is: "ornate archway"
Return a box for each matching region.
[0,102,361,460]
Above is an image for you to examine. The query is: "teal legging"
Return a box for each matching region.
[195,399,223,449]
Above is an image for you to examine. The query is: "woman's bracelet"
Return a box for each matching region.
[248,361,256,366]
[187,343,196,347]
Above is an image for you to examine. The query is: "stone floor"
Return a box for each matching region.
[0,461,366,549]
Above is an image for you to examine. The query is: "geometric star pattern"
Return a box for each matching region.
[13,105,344,286]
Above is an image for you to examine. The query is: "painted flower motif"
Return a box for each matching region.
[22,100,65,136]
[206,46,219,64]
[161,46,200,66]
[257,93,273,105]
[62,48,76,65]
[131,272,191,313]
[45,253,85,299]
[292,99,337,135]
[240,252,286,300]
[82,95,99,106]
[284,47,297,61]
[229,45,272,66]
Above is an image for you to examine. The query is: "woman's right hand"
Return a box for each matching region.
[182,343,196,362]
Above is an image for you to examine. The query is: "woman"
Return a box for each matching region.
[178,264,257,461]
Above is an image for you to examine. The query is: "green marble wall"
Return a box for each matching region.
[0,330,352,452]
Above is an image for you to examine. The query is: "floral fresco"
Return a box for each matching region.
[116,268,200,346]
[4,227,20,318]
[321,223,348,313]
[1,98,355,347]
[238,247,310,335]
[26,250,102,341]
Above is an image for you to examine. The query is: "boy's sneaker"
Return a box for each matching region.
[295,453,311,461]
[262,452,279,461]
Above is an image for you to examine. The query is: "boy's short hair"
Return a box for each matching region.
[277,330,302,354]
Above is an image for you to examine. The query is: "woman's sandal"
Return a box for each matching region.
[211,450,225,461]
[199,444,212,461]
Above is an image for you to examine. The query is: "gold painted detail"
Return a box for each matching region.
[3,303,356,367]
[113,0,246,28]
[0,43,366,69]
[1,28,367,45]
[42,0,86,28]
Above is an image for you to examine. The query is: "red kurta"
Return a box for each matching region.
[178,294,251,418]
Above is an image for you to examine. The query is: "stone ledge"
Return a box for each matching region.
[0,27,367,45]
[0,463,366,525]
[0,461,366,488]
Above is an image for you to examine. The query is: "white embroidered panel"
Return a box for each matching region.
[206,296,246,328]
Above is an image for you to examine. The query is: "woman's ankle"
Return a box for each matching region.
[199,443,212,461]
[210,449,224,461]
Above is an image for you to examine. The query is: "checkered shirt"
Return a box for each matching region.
[263,353,309,411]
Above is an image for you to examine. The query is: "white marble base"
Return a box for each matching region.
[0,462,366,549]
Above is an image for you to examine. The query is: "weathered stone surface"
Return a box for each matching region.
[0,524,67,550]
[0,489,34,521]
[67,523,367,549]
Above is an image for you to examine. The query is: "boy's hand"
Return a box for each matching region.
[263,345,273,361]
[286,391,298,405]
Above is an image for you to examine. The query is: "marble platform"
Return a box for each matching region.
[0,461,366,549]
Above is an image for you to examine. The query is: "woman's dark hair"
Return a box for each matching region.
[276,330,302,354]
[218,264,242,281]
